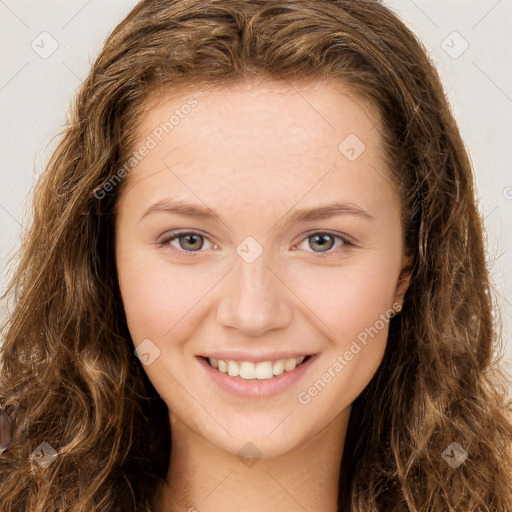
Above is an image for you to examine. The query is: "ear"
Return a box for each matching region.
[394,253,413,306]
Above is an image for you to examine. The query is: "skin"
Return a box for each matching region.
[115,78,412,512]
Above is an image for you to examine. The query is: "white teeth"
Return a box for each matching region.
[255,361,273,379]
[207,356,308,380]
[239,361,255,380]
[227,360,240,377]
[272,360,284,376]
[283,358,297,371]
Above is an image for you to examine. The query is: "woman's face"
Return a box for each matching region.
[115,79,411,459]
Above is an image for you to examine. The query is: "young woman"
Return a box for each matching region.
[1,0,511,510]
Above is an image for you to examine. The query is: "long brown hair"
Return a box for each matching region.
[1,0,511,510]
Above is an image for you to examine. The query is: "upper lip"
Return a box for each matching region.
[198,351,316,363]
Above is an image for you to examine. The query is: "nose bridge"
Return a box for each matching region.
[216,244,293,336]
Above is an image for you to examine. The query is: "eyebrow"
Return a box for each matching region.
[139,198,375,224]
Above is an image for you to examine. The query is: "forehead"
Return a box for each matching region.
[117,78,393,212]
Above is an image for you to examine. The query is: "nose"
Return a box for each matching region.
[216,252,293,337]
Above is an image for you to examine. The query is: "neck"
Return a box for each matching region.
[155,407,351,512]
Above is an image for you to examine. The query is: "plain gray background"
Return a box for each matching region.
[1,1,511,377]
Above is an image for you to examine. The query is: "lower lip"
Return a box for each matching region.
[197,355,318,399]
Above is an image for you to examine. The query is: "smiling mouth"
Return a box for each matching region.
[200,355,313,380]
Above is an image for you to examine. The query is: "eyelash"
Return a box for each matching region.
[157,230,355,257]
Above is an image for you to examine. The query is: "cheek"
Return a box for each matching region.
[288,256,398,342]
[342,269,396,341]
[117,249,178,340]
[116,248,220,343]
[294,266,395,413]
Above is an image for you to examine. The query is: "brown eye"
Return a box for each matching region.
[158,230,215,254]
[308,233,335,252]
[176,233,204,251]
[295,231,354,254]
